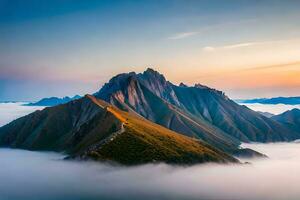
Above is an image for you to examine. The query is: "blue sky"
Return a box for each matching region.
[1,0,300,101]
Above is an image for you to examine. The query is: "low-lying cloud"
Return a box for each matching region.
[0,103,44,127]
[1,142,300,200]
[2,104,300,200]
[240,103,300,115]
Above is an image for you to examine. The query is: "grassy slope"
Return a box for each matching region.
[84,96,238,165]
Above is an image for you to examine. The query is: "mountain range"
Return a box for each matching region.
[25,95,81,106]
[238,96,300,105]
[1,68,300,165]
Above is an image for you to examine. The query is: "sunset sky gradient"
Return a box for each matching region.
[1,0,300,100]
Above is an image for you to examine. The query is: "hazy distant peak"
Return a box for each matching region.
[290,108,300,113]
[240,96,300,105]
[25,95,81,106]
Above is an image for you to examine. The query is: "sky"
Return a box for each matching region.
[1,0,300,101]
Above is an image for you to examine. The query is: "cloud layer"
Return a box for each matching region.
[241,103,300,115]
[0,103,44,126]
[2,103,300,200]
[2,142,300,200]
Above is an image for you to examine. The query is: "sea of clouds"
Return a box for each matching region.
[240,103,300,115]
[0,102,44,127]
[1,143,300,200]
[1,103,300,200]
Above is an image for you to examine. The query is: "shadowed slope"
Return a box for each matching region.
[272,109,300,133]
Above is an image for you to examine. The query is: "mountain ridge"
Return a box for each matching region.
[95,68,300,144]
[25,95,81,106]
[0,95,238,165]
[238,96,300,105]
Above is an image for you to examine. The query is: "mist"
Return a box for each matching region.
[240,103,300,115]
[2,103,300,200]
[0,103,44,127]
[0,142,300,200]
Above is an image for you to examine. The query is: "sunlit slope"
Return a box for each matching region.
[0,95,237,165]
[85,95,238,164]
[0,96,121,153]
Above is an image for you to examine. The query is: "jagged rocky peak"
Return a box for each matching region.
[96,72,138,100]
[179,82,188,87]
[194,83,210,89]
[141,68,167,84]
[107,72,137,86]
[194,83,227,97]
[138,68,181,106]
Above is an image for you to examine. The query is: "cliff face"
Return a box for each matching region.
[0,95,238,165]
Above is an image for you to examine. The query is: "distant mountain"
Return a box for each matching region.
[95,68,300,146]
[272,109,300,132]
[25,95,81,106]
[239,96,300,105]
[257,111,275,118]
[0,95,238,165]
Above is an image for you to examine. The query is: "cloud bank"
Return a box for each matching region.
[1,142,300,200]
[0,103,44,126]
[2,103,300,200]
[241,103,300,115]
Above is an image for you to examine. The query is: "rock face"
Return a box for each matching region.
[95,68,300,145]
[96,70,241,153]
[0,95,238,165]
[272,109,300,132]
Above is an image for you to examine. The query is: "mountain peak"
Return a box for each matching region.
[145,67,160,74]
[194,83,210,89]
[95,72,138,101]
[290,108,300,113]
[179,82,188,87]
[142,68,166,80]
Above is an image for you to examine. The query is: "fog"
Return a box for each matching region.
[1,142,300,200]
[2,103,300,200]
[240,103,300,115]
[0,103,44,126]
